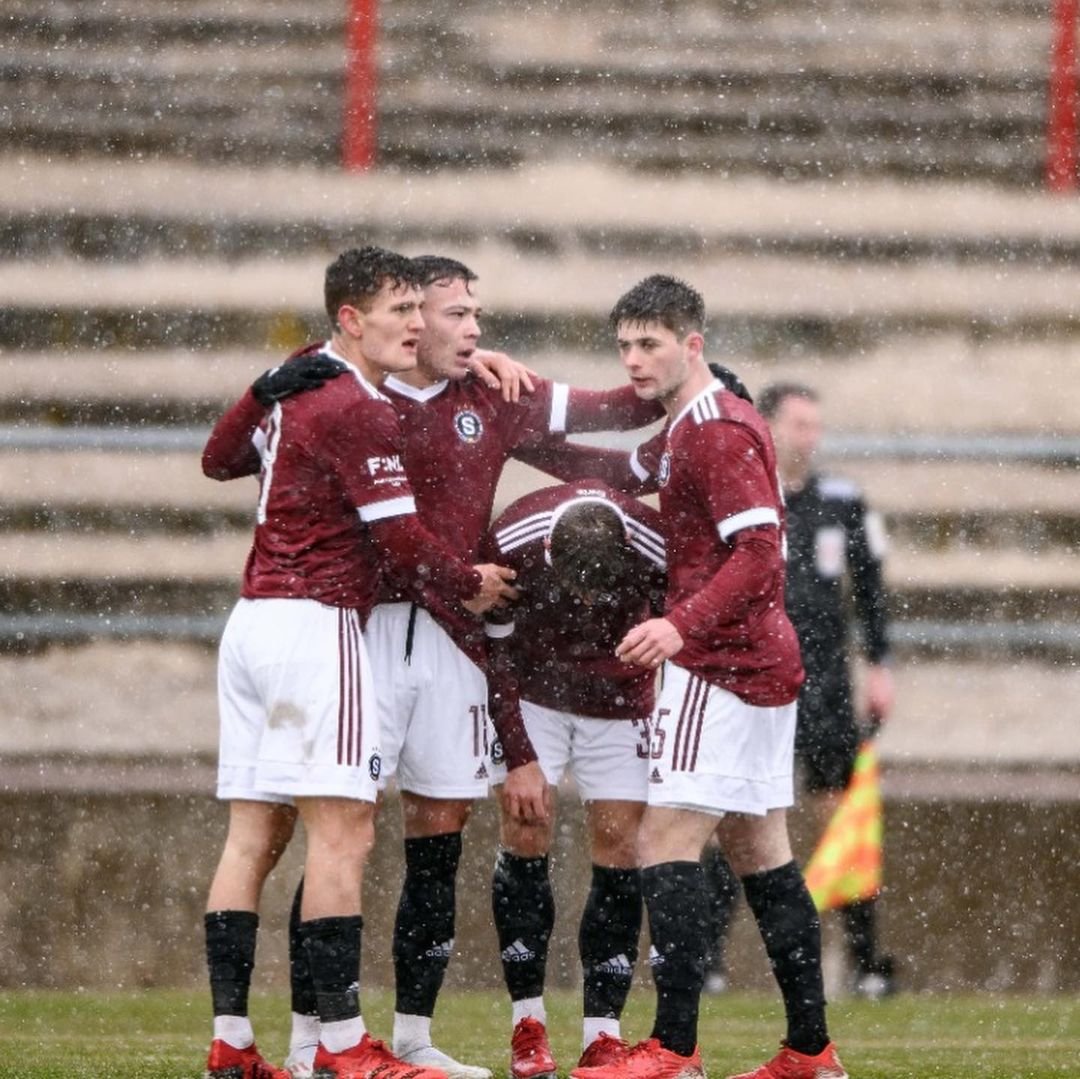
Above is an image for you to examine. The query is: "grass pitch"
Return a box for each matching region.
[0,988,1076,1078]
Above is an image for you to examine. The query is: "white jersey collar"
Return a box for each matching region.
[383,375,450,402]
[669,378,724,434]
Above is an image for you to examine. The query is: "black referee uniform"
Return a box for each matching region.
[785,471,890,792]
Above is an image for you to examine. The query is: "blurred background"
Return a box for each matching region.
[1,0,1077,996]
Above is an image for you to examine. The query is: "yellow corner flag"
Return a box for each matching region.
[804,740,883,912]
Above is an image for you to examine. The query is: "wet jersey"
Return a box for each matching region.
[204,355,481,618]
[378,373,659,662]
[238,364,416,614]
[658,380,804,706]
[482,481,667,768]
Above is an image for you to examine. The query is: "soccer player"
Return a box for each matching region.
[572,275,847,1079]
[200,246,516,1079]
[481,480,666,1079]
[205,254,662,1079]
[703,382,896,998]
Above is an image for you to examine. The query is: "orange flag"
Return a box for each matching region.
[804,740,883,912]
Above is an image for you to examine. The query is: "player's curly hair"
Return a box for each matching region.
[412,255,478,289]
[549,500,637,600]
[608,274,705,337]
[324,245,418,326]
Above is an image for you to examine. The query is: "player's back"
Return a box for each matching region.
[488,481,666,719]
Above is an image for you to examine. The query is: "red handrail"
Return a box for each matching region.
[1048,0,1079,191]
[343,0,378,171]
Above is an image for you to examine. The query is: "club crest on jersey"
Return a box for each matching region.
[368,753,382,781]
[453,409,484,443]
[657,452,672,487]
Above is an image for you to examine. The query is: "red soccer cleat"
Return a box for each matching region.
[312,1033,448,1079]
[570,1038,703,1079]
[510,1018,558,1079]
[576,1033,632,1070]
[725,1042,847,1079]
[205,1039,290,1079]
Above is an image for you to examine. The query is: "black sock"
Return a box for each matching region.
[642,861,707,1057]
[841,898,878,974]
[702,845,741,977]
[491,850,553,1001]
[205,910,259,1017]
[300,915,364,1024]
[393,832,462,1016]
[742,861,828,1056]
[580,865,642,1020]
[289,878,319,1018]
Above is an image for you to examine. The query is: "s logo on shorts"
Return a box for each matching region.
[368,753,382,781]
[491,738,505,766]
[454,410,483,443]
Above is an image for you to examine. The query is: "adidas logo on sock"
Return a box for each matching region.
[423,939,454,959]
[501,939,536,963]
[593,953,633,976]
[647,944,665,968]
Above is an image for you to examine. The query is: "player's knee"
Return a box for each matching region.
[500,818,551,858]
[401,794,472,837]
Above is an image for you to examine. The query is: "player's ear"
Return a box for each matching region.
[337,303,364,338]
[684,331,705,362]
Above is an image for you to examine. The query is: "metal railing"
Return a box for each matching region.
[3,425,1080,465]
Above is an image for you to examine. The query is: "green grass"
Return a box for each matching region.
[0,988,1076,1078]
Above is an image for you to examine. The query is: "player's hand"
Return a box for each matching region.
[862,662,895,736]
[462,563,519,615]
[467,349,539,402]
[615,617,684,669]
[251,356,348,406]
[500,761,551,824]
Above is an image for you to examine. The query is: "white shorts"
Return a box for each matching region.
[490,700,651,803]
[217,598,381,804]
[365,602,491,799]
[646,663,796,817]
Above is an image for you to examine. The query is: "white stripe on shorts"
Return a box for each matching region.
[337,608,364,766]
[672,672,709,773]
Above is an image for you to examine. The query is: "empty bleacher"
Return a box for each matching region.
[1,0,1078,993]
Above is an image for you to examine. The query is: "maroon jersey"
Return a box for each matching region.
[657,381,804,706]
[482,481,667,769]
[379,373,659,661]
[207,359,479,618]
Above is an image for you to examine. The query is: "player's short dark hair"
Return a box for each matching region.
[324,245,417,326]
[757,381,819,419]
[609,274,705,337]
[411,255,478,289]
[549,500,636,599]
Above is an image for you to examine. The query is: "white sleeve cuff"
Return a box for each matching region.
[718,506,779,542]
[358,495,417,523]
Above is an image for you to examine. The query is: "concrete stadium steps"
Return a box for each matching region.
[6,246,1080,356]
[2,531,1077,623]
[5,640,1079,770]
[0,0,1060,181]
[4,337,1080,434]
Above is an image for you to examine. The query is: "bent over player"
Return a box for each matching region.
[573,275,846,1079]
[200,246,514,1079]
[480,480,666,1079]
